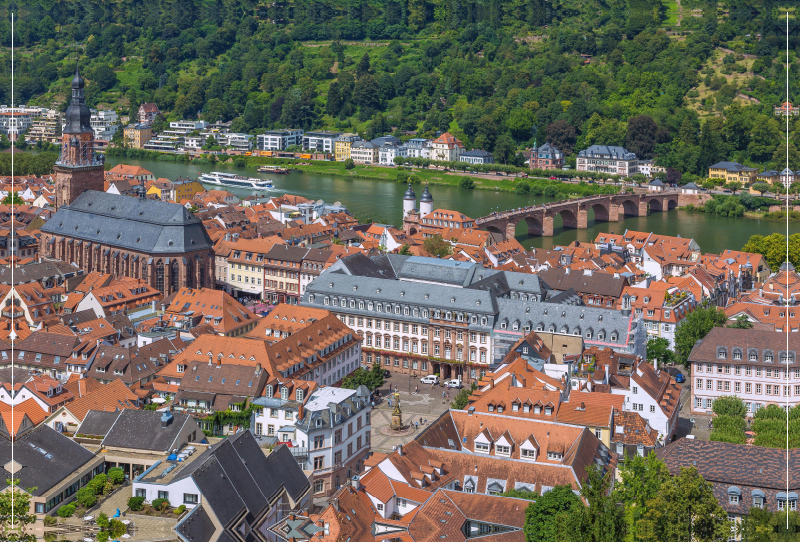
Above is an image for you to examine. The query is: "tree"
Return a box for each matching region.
[674,305,728,368]
[748,117,780,163]
[493,134,516,164]
[107,467,125,485]
[728,315,753,329]
[507,109,536,141]
[614,451,671,542]
[342,363,385,390]
[625,115,658,159]
[398,244,412,255]
[458,176,475,189]
[559,465,625,542]
[697,120,726,175]
[751,182,770,196]
[726,181,742,194]
[423,234,452,258]
[356,53,371,78]
[546,121,577,156]
[742,233,800,270]
[2,191,23,205]
[523,485,582,542]
[344,158,355,170]
[450,382,476,409]
[0,479,37,542]
[665,167,681,185]
[92,64,118,91]
[646,337,672,366]
[637,467,731,542]
[712,395,747,418]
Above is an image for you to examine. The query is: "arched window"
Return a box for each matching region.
[185,260,194,289]
[281,387,288,400]
[198,260,205,288]
[142,261,149,283]
[155,260,165,293]
[170,260,180,293]
[296,389,304,402]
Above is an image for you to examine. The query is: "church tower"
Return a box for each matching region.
[54,64,104,208]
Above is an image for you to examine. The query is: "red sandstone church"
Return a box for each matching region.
[40,66,214,295]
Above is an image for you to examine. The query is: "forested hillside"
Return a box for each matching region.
[3,0,800,179]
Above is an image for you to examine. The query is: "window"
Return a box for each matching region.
[183,494,199,504]
[314,480,325,494]
[729,494,739,504]
[314,456,324,470]
[475,442,490,453]
[649,405,655,413]
[496,445,510,456]
[158,491,169,500]
[756,384,762,394]
[521,449,536,460]
[695,397,702,408]
[314,435,324,449]
[632,386,638,394]
[377,503,384,511]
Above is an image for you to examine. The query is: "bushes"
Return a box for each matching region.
[709,395,747,444]
[128,496,145,511]
[344,158,355,170]
[753,404,800,448]
[151,498,170,511]
[233,157,247,168]
[43,515,57,526]
[57,503,76,518]
[109,519,127,538]
[458,176,475,189]
[97,512,110,529]
[107,467,125,485]
[514,181,530,194]
[75,487,97,508]
[176,504,187,515]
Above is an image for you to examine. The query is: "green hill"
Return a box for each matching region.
[5,0,800,179]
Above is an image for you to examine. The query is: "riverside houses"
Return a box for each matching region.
[301,253,645,384]
[689,327,800,416]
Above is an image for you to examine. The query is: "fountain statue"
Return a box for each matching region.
[390,391,404,430]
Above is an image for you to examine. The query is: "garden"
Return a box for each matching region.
[49,468,126,522]
[126,496,187,518]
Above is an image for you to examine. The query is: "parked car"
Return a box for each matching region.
[675,373,685,383]
[444,379,463,389]
[420,375,440,385]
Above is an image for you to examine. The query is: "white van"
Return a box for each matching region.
[420,375,439,385]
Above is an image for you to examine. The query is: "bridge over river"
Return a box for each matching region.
[474,191,682,240]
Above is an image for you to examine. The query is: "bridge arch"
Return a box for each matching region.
[521,216,542,236]
[486,224,506,241]
[554,208,579,229]
[589,202,611,222]
[647,198,663,212]
[619,198,640,217]
[666,197,678,210]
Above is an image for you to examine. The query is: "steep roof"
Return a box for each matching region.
[41,191,213,253]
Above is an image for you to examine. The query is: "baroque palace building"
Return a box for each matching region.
[40,66,214,295]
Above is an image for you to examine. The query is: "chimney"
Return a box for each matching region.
[255,363,261,375]
[351,475,360,490]
[208,355,213,366]
[298,403,304,421]
[398,445,403,457]
[580,402,585,410]
[160,411,173,428]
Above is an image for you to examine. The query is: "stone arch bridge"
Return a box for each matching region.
[475,192,681,240]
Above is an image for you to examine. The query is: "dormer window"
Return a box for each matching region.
[512,403,519,412]
[544,406,552,415]
[534,405,541,414]
[281,387,288,400]
[495,445,510,456]
[474,442,489,453]
[523,404,530,413]
[296,389,304,402]
[733,350,742,360]
[717,348,726,359]
[521,448,536,460]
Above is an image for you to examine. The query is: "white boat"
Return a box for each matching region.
[198,171,273,190]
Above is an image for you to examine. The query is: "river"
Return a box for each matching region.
[106,156,798,254]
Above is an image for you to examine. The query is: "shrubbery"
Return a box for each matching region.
[151,498,170,511]
[127,496,145,511]
[57,504,76,518]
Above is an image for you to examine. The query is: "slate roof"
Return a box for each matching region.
[0,424,97,496]
[41,191,213,254]
[460,149,493,158]
[577,145,636,160]
[536,267,628,298]
[77,410,122,437]
[100,409,195,452]
[176,433,309,542]
[657,438,800,514]
[687,327,800,366]
[709,161,758,172]
[0,260,82,285]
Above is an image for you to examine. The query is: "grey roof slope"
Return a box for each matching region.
[0,424,96,496]
[101,410,194,451]
[0,260,81,285]
[494,297,638,350]
[77,410,123,437]
[536,267,628,297]
[41,191,213,254]
[578,145,636,160]
[177,433,309,542]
